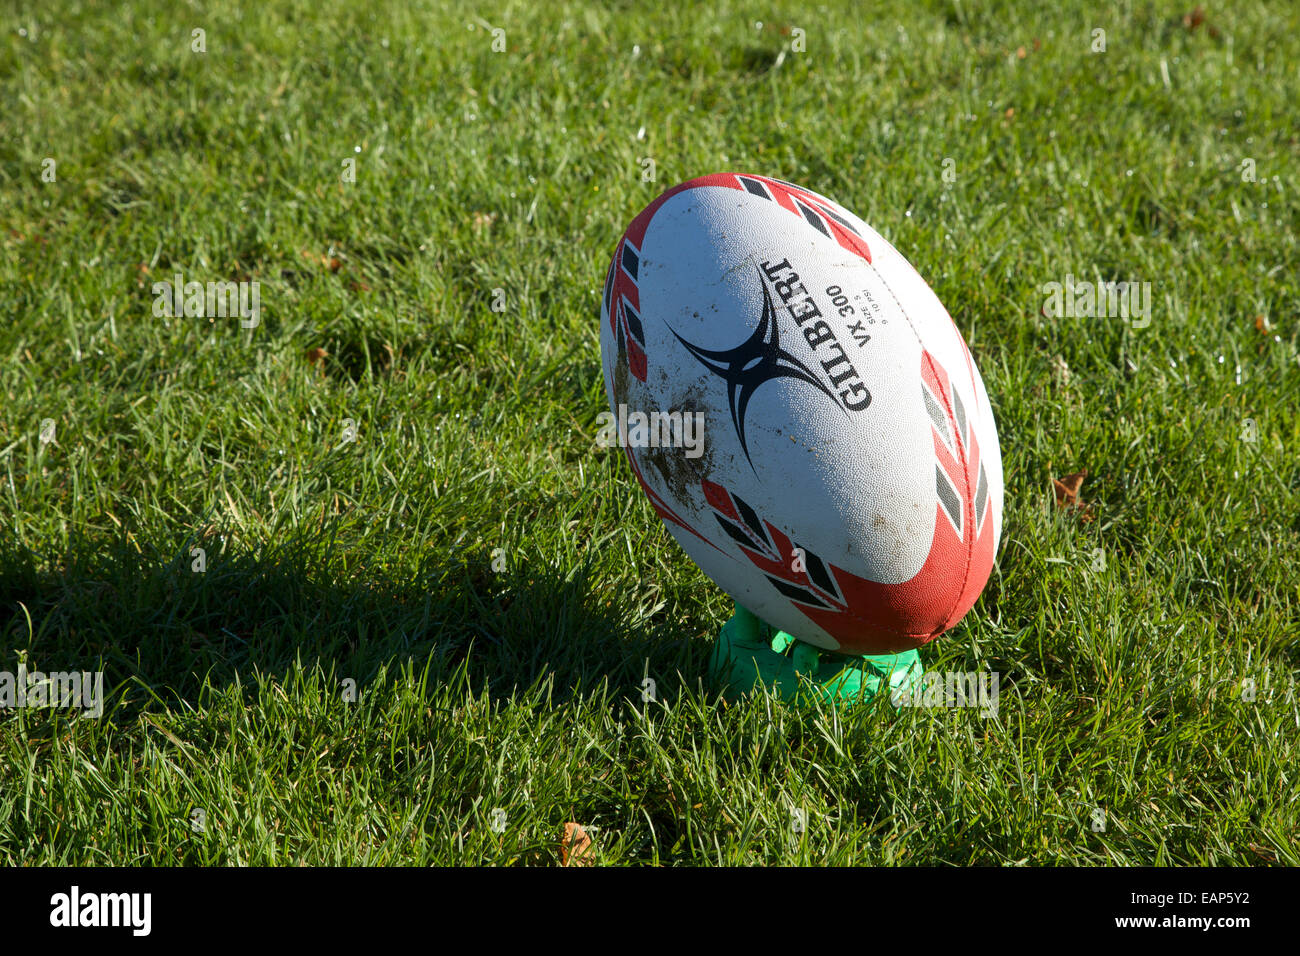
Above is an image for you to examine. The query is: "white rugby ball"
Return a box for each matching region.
[600,173,1003,656]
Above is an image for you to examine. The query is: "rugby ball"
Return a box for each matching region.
[599,173,1003,656]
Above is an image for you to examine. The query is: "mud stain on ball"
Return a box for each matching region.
[640,382,719,508]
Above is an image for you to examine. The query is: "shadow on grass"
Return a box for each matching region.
[0,530,710,719]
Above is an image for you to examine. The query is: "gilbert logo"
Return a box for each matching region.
[670,260,869,469]
[49,886,151,936]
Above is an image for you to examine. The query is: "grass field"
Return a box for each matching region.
[1,0,1297,865]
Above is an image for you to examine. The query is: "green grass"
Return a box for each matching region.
[1,0,1297,865]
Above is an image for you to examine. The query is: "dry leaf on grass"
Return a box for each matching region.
[560,822,593,867]
[302,249,343,272]
[1247,843,1277,864]
[1181,6,1220,37]
[1053,469,1088,508]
